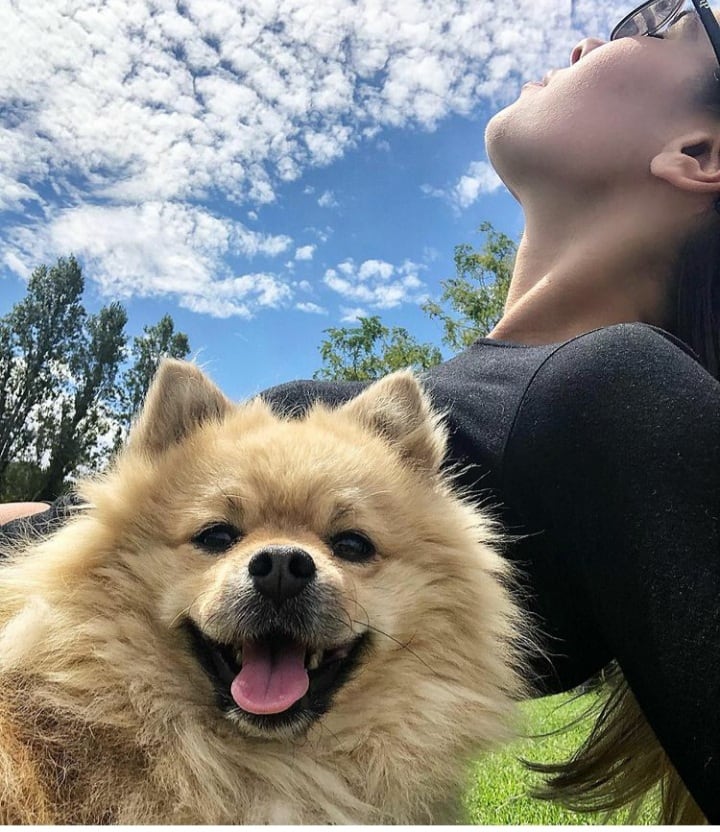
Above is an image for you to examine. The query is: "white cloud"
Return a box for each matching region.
[3,2,618,211]
[0,175,44,213]
[296,301,328,314]
[357,259,394,281]
[317,190,339,209]
[5,202,293,318]
[452,160,503,208]
[423,159,502,212]
[294,244,316,261]
[323,257,426,309]
[0,0,625,312]
[340,307,368,323]
[165,272,294,319]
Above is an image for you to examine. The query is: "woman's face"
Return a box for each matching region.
[485,11,719,198]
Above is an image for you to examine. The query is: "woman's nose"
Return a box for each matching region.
[570,37,606,64]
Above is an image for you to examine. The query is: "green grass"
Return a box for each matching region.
[465,692,658,825]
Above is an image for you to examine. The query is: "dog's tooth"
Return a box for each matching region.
[235,647,243,666]
[307,650,322,671]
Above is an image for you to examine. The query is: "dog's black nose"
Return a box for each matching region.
[248,546,316,605]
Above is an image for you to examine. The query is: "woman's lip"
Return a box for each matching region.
[523,81,544,88]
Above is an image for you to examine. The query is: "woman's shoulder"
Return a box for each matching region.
[561,322,698,362]
[532,322,705,395]
[260,378,370,416]
[509,322,717,455]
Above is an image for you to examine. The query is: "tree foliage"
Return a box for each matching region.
[0,257,86,487]
[116,314,190,441]
[422,221,516,351]
[0,257,190,501]
[33,301,129,500]
[314,315,442,382]
[315,222,516,381]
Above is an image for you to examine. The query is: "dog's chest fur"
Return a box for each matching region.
[4,709,384,824]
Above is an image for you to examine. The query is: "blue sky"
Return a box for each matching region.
[1,0,627,401]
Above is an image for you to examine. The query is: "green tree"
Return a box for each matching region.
[116,315,191,438]
[1,461,45,503]
[0,257,191,500]
[314,315,442,382]
[313,223,516,381]
[422,221,516,351]
[0,256,89,492]
[33,302,128,500]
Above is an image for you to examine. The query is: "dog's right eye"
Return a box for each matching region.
[192,524,241,554]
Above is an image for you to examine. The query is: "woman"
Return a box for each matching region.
[3,0,720,822]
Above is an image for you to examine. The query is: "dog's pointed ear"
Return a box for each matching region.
[127,359,232,456]
[341,371,446,472]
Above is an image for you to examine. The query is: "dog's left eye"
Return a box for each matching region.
[192,524,242,554]
[330,531,376,563]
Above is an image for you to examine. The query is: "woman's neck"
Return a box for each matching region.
[488,198,680,345]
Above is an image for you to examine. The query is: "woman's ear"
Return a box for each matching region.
[651,130,720,196]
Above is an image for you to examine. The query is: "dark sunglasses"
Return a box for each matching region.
[611,0,720,67]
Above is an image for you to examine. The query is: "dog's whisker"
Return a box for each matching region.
[169,589,209,629]
[345,575,364,617]
[336,604,358,634]
[314,716,343,750]
[349,619,437,676]
[320,606,436,675]
[350,598,371,627]
[324,609,362,640]
[169,606,194,629]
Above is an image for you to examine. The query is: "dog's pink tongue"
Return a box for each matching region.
[230,640,309,715]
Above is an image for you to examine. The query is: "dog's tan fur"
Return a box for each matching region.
[0,361,526,824]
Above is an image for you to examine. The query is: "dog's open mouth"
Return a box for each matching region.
[184,621,369,731]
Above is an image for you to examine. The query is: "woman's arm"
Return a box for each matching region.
[503,323,720,822]
[0,504,48,525]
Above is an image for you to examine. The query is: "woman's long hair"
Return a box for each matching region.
[674,211,720,378]
[673,71,720,379]
[526,666,704,823]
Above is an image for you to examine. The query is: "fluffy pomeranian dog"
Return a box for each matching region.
[0,360,527,824]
